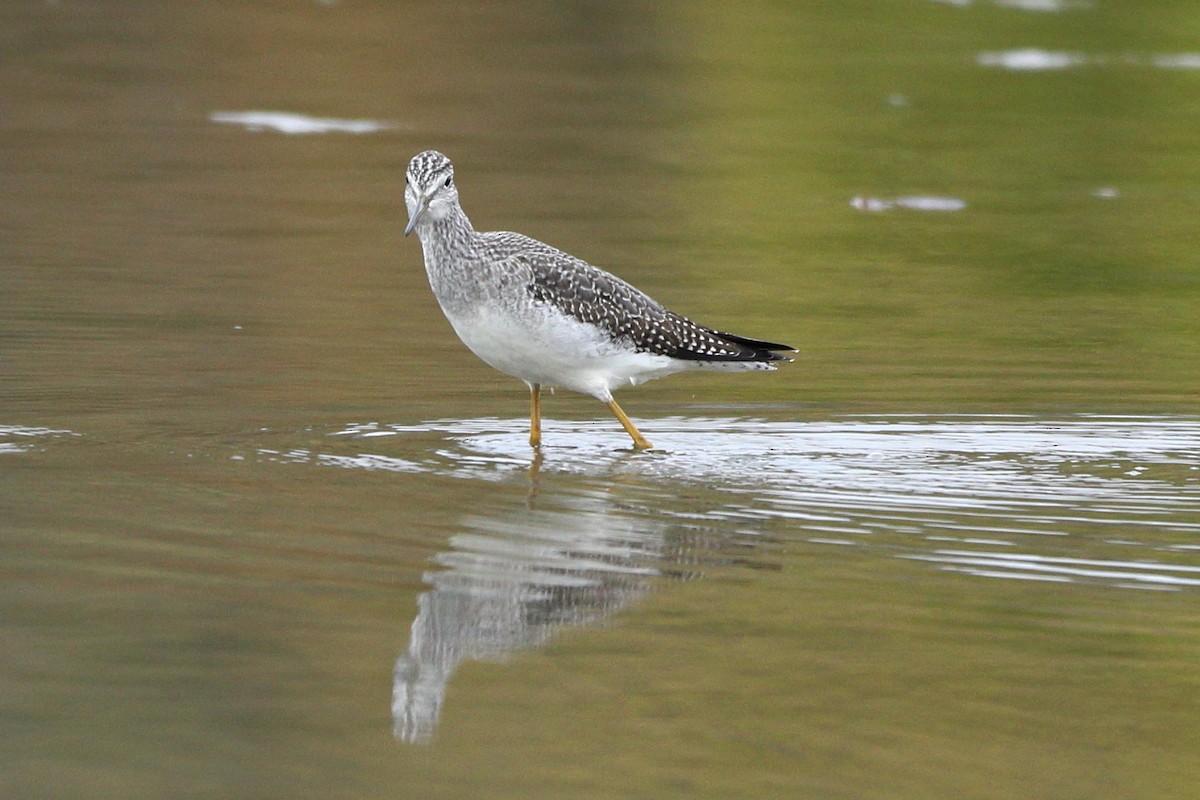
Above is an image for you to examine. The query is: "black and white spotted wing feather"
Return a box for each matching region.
[485,232,793,364]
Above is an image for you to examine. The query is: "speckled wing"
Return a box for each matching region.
[488,233,793,363]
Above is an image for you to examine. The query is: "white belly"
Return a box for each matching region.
[444,305,683,402]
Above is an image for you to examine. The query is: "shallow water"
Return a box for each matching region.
[5,413,1200,797]
[277,414,1200,741]
[4,0,1200,798]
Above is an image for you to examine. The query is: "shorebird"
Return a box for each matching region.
[403,150,793,449]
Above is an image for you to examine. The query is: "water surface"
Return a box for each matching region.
[3,1,1200,798]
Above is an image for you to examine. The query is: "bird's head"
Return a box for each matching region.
[404,150,458,237]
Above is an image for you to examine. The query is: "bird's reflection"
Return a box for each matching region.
[392,486,679,743]
[526,447,544,502]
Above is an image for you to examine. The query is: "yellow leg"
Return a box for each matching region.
[606,399,653,450]
[529,383,542,448]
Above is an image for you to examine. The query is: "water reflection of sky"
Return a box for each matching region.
[929,0,1093,10]
[976,50,1200,71]
[255,415,1200,741]
[209,110,401,134]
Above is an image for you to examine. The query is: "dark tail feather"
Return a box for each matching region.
[714,330,796,362]
[672,326,792,364]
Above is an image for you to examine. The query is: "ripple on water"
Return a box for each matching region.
[0,424,81,454]
[279,415,1200,594]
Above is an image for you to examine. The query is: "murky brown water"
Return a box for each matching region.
[3,1,1200,798]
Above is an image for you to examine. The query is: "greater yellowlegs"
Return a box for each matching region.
[403,150,793,449]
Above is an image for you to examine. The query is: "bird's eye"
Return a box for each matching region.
[443,176,452,188]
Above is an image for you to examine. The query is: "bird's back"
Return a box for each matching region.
[476,229,792,367]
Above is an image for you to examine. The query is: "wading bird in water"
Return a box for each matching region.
[403,150,793,449]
